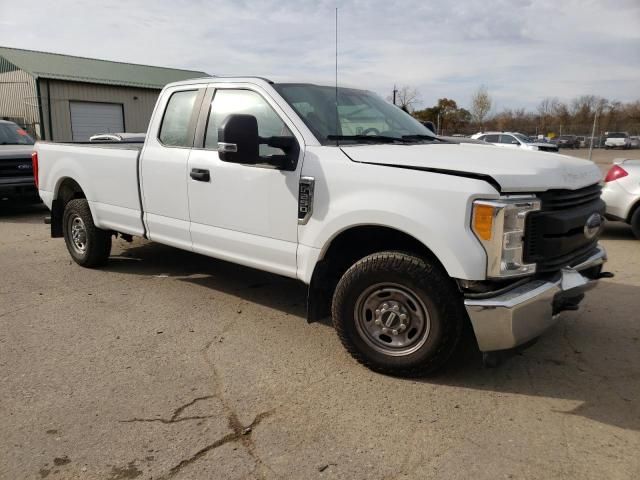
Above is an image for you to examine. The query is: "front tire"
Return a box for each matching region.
[63,199,112,267]
[332,252,464,376]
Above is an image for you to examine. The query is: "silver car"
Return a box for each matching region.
[602,159,640,238]
[470,131,559,153]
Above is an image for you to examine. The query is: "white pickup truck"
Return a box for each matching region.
[34,77,609,375]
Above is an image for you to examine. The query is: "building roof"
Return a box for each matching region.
[0,46,209,89]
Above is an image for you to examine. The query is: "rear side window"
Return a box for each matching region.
[499,134,517,144]
[484,134,499,142]
[158,90,198,147]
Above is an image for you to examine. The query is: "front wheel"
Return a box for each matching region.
[332,252,464,376]
[63,199,112,267]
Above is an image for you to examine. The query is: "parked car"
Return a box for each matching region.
[602,159,640,238]
[605,132,631,149]
[629,136,640,149]
[34,77,608,375]
[470,131,559,152]
[576,136,587,148]
[89,133,146,143]
[552,135,581,149]
[0,120,37,200]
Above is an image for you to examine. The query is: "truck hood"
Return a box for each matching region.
[341,143,602,192]
[0,144,35,159]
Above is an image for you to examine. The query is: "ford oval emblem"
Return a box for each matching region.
[584,213,603,240]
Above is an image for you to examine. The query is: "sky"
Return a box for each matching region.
[0,0,638,111]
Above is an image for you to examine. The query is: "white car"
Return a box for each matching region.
[602,159,640,238]
[33,77,608,374]
[471,132,559,153]
[604,132,631,150]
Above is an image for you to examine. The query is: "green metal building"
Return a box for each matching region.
[0,46,207,141]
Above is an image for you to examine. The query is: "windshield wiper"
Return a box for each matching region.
[401,134,441,142]
[327,135,404,144]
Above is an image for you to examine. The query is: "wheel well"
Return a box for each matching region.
[51,178,86,237]
[306,225,444,322]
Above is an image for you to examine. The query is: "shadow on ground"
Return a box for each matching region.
[0,198,47,224]
[104,240,640,432]
[601,220,636,240]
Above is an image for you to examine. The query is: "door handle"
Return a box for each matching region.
[190,168,210,182]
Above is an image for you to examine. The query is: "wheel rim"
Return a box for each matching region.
[354,283,431,356]
[68,214,88,254]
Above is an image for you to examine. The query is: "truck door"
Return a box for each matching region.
[186,86,303,278]
[140,87,205,250]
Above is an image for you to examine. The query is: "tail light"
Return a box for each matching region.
[31,151,39,189]
[604,164,628,182]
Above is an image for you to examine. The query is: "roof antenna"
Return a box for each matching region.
[335,7,339,147]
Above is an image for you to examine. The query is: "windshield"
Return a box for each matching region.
[273,83,436,145]
[607,132,627,138]
[514,133,534,143]
[0,122,35,145]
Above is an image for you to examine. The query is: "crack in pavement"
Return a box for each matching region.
[119,395,216,425]
[159,407,274,479]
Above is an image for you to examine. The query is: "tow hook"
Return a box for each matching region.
[598,271,614,279]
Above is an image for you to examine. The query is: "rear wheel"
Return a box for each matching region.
[63,199,112,267]
[332,251,464,376]
[630,207,640,240]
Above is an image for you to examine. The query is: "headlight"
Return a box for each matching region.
[471,196,541,278]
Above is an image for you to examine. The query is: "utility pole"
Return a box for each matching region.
[588,109,599,162]
[392,85,398,106]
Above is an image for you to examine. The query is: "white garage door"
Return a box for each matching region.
[70,102,124,141]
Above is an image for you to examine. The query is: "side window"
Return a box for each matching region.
[158,90,198,147]
[484,134,500,143]
[500,134,517,144]
[204,89,293,156]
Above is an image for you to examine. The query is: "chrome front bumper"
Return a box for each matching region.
[465,246,607,352]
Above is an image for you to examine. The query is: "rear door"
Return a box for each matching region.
[70,102,124,141]
[139,87,205,250]
[186,84,304,278]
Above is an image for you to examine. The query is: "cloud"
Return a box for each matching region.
[0,0,638,110]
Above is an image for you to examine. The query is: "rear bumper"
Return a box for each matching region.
[465,245,607,352]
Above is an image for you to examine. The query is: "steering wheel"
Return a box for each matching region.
[361,127,380,136]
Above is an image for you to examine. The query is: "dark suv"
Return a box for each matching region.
[553,135,580,149]
[0,120,37,199]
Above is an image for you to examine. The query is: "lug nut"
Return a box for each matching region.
[399,324,407,331]
[382,303,389,309]
[392,329,398,335]
[399,314,407,321]
[381,327,388,333]
[375,319,382,326]
[393,305,399,310]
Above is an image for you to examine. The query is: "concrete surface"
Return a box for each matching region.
[1,167,639,479]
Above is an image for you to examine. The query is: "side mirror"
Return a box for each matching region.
[218,114,259,164]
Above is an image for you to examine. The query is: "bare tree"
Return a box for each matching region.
[387,86,420,112]
[470,85,492,130]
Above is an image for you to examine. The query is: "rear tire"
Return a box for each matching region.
[332,251,465,376]
[630,207,640,240]
[63,199,112,267]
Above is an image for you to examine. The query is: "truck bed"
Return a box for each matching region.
[36,141,146,237]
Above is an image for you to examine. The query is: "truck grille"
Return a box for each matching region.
[524,183,604,273]
[0,157,33,179]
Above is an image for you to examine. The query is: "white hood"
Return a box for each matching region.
[342,143,602,192]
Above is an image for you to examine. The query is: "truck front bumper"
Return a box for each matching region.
[465,245,607,352]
